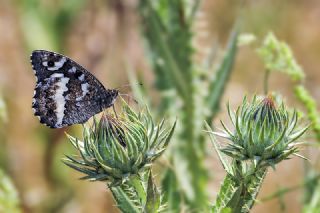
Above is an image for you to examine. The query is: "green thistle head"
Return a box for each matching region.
[64,100,176,185]
[217,95,308,168]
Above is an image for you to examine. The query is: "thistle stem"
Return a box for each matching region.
[128,175,147,205]
[109,185,141,213]
[213,165,267,213]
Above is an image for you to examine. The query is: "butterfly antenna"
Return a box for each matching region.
[119,93,139,104]
[115,82,143,92]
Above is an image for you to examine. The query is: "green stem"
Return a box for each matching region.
[109,185,141,213]
[109,174,150,213]
[128,175,147,205]
[213,167,267,213]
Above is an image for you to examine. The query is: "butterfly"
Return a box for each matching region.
[30,50,119,128]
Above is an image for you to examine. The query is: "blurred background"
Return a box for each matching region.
[0,0,319,212]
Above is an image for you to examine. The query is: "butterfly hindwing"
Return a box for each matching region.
[31,50,118,128]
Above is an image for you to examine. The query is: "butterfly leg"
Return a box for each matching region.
[112,105,119,119]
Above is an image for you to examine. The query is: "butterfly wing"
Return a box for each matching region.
[31,50,118,128]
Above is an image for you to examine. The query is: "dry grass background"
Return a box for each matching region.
[0,0,319,212]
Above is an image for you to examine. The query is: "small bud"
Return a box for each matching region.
[64,99,176,185]
[217,95,308,168]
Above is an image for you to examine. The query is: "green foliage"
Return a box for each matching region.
[18,0,86,51]
[109,171,165,213]
[303,183,320,213]
[257,32,320,211]
[209,148,268,213]
[138,0,238,211]
[207,29,239,119]
[139,0,191,99]
[17,2,86,211]
[110,185,141,213]
[0,96,7,169]
[303,175,320,213]
[207,95,308,212]
[211,174,237,213]
[144,171,161,213]
[161,168,181,211]
[0,169,21,213]
[0,96,7,123]
[294,86,320,141]
[257,32,304,81]
[237,33,256,46]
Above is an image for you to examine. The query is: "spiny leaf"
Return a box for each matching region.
[212,174,237,212]
[63,161,97,176]
[0,169,21,213]
[288,126,309,143]
[161,168,181,213]
[162,119,177,148]
[205,122,231,173]
[110,186,141,213]
[207,26,239,120]
[144,172,160,213]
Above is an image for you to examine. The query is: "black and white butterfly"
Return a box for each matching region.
[30,50,119,128]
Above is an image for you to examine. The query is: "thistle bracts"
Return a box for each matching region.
[219,95,308,168]
[207,95,308,212]
[63,99,176,186]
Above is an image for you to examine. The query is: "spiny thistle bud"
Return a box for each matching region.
[216,95,308,168]
[64,100,176,186]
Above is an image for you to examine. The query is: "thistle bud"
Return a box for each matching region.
[64,100,176,186]
[218,95,308,168]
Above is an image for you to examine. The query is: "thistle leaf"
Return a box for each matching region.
[0,169,21,213]
[110,186,141,213]
[144,172,160,213]
[212,174,237,212]
[288,126,309,144]
[207,27,239,119]
[205,122,231,173]
[63,161,97,176]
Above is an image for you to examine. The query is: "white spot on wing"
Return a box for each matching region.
[81,83,89,95]
[65,94,70,100]
[50,73,64,78]
[76,83,89,101]
[47,57,67,71]
[78,74,85,81]
[52,76,69,126]
[32,65,36,74]
[35,82,42,88]
[68,67,76,73]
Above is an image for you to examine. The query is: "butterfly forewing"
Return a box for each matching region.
[31,50,118,128]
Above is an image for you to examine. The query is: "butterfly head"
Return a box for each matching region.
[104,89,119,107]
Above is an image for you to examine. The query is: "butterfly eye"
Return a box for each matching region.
[47,61,55,67]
